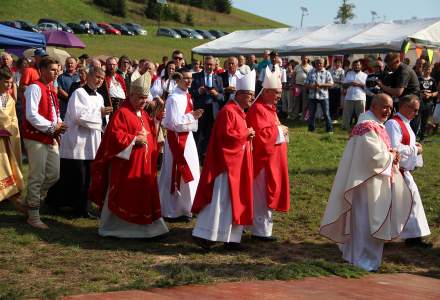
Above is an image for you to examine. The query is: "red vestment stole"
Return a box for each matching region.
[392,115,410,146]
[167,93,194,193]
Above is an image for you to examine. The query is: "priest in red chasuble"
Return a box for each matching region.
[192,69,256,250]
[89,72,169,238]
[246,66,290,242]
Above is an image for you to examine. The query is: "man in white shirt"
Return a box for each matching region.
[220,57,240,103]
[292,56,313,119]
[22,57,67,229]
[385,95,431,248]
[342,60,368,130]
[159,71,203,222]
[46,67,113,216]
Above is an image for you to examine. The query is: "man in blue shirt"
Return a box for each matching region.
[305,58,334,133]
[57,57,80,119]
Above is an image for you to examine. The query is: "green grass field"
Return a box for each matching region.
[1,123,439,299]
[1,0,287,63]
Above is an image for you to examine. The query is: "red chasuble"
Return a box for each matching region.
[246,100,290,212]
[89,101,161,224]
[191,100,254,225]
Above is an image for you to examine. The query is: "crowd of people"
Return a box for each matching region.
[0,46,437,271]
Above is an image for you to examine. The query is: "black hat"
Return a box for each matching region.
[79,53,89,60]
[270,50,279,57]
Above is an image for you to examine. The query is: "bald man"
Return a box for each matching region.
[320,94,413,272]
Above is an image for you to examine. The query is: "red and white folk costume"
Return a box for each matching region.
[191,70,255,243]
[320,111,413,271]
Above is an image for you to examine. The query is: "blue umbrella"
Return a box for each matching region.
[0,24,45,48]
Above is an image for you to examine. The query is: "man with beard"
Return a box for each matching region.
[98,57,127,112]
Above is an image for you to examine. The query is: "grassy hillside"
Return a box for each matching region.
[0,0,287,62]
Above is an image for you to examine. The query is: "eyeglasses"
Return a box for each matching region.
[174,56,183,60]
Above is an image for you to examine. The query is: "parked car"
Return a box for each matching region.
[67,23,91,34]
[110,23,134,36]
[181,28,203,39]
[15,20,40,32]
[80,20,106,35]
[173,28,192,38]
[209,29,225,38]
[97,23,121,35]
[37,22,60,31]
[156,28,181,38]
[0,21,21,29]
[123,23,147,35]
[195,29,216,40]
[37,18,73,33]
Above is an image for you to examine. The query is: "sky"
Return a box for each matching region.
[232,0,440,28]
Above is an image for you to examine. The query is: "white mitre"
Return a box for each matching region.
[235,69,256,92]
[262,65,282,89]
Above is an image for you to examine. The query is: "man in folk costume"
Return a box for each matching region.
[385,95,431,247]
[192,69,256,250]
[159,71,203,222]
[320,93,413,272]
[0,69,25,213]
[88,72,169,238]
[23,57,67,229]
[246,66,290,242]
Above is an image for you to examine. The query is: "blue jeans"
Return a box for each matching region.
[308,98,333,132]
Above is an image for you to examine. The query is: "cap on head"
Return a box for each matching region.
[131,72,151,97]
[270,50,279,57]
[236,69,256,92]
[34,48,48,57]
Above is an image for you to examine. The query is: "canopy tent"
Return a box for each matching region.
[192,18,440,57]
[0,24,45,48]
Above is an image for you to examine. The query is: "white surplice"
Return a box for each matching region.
[99,111,169,238]
[158,87,200,218]
[192,172,244,243]
[385,113,430,239]
[150,78,177,99]
[60,87,103,160]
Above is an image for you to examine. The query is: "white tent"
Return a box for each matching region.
[192,17,440,57]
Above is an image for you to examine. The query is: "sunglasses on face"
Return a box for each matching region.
[174,56,183,60]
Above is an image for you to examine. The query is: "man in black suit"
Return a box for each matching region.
[220,56,239,105]
[190,56,224,163]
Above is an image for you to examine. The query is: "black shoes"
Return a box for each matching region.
[251,235,277,242]
[192,236,215,250]
[223,242,246,251]
[405,237,432,248]
[164,215,192,223]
